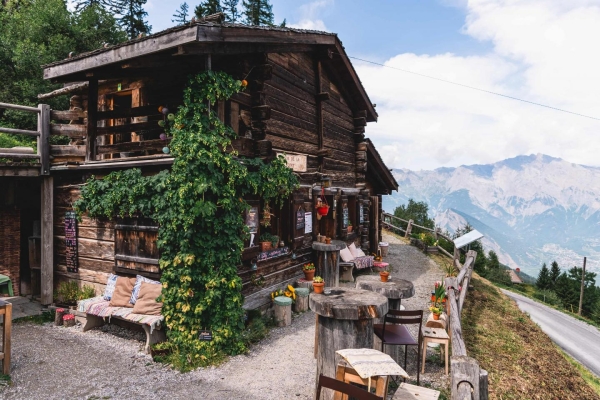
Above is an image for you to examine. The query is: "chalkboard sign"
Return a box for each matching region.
[296,209,305,230]
[65,211,78,273]
[199,330,213,341]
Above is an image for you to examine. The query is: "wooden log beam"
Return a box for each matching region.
[41,177,53,305]
[38,82,89,100]
[51,124,86,138]
[51,110,87,120]
[86,79,98,161]
[97,104,160,120]
[451,356,481,400]
[50,145,85,157]
[0,153,40,159]
[96,138,170,155]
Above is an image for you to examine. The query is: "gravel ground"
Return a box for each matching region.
[0,232,448,400]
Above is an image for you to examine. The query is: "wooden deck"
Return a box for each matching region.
[0,162,41,177]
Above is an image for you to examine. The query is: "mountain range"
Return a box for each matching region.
[382,154,600,278]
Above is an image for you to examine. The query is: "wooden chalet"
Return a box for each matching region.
[0,17,398,309]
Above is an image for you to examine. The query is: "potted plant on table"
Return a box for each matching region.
[429,305,443,320]
[379,266,390,282]
[302,262,316,281]
[347,220,353,233]
[259,232,274,252]
[313,276,325,294]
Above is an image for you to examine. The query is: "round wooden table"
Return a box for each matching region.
[312,240,346,288]
[355,275,415,310]
[310,287,388,400]
[355,275,415,361]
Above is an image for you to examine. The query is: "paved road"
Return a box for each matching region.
[502,289,600,377]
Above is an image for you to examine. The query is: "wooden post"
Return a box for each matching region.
[40,176,53,305]
[578,256,586,316]
[405,219,413,238]
[86,79,98,161]
[2,302,11,375]
[37,104,50,175]
[451,356,480,400]
[315,59,324,172]
[479,369,489,400]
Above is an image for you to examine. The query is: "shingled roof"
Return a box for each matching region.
[42,21,377,122]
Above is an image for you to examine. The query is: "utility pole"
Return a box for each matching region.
[578,257,587,316]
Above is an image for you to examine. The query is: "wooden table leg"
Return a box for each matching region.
[3,303,11,375]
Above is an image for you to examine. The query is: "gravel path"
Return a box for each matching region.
[0,232,447,400]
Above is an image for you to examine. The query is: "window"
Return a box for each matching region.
[114,218,160,279]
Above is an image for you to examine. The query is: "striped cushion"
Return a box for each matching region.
[336,348,409,379]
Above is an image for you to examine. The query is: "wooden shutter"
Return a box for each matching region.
[114,218,160,279]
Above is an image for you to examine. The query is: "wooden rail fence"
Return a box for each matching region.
[445,250,488,400]
[0,102,50,175]
[382,212,455,259]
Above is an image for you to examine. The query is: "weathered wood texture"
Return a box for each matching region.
[313,241,344,288]
[41,176,54,304]
[451,356,480,400]
[294,293,309,313]
[355,275,415,300]
[0,209,20,296]
[309,288,388,320]
[0,301,12,375]
[274,302,292,327]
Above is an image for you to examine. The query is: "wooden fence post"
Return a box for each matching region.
[451,356,480,400]
[405,219,413,238]
[479,369,489,400]
[2,301,11,375]
[37,104,50,175]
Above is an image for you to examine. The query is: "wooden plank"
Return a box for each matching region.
[56,265,110,285]
[55,254,114,273]
[0,153,39,159]
[242,274,303,310]
[55,236,114,261]
[0,102,40,113]
[2,303,11,375]
[96,104,159,120]
[51,110,87,120]
[86,79,98,161]
[41,177,54,305]
[96,120,162,136]
[0,167,40,177]
[50,145,85,157]
[55,225,114,241]
[96,138,170,155]
[43,26,199,80]
[115,254,159,265]
[0,126,39,137]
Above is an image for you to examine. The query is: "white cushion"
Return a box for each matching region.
[355,248,366,257]
[348,243,358,258]
[103,273,119,300]
[340,247,355,262]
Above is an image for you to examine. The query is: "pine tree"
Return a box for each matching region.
[221,0,239,22]
[172,2,189,24]
[536,263,551,290]
[549,260,561,289]
[117,0,151,39]
[74,0,107,12]
[242,0,273,26]
[194,0,221,19]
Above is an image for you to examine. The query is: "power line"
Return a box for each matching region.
[348,55,600,122]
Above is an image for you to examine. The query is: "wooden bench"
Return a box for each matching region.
[393,382,440,399]
[77,297,166,354]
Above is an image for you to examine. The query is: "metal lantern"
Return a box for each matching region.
[321,176,332,188]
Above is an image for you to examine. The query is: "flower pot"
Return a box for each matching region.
[432,313,441,321]
[260,241,272,252]
[325,238,331,244]
[313,282,325,294]
[380,271,390,282]
[303,269,315,281]
[316,205,330,216]
[347,226,353,233]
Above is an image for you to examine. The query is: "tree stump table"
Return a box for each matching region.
[355,275,415,362]
[310,287,388,400]
[312,240,346,288]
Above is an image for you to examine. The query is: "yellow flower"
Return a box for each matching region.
[287,285,295,293]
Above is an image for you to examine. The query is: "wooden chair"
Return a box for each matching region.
[421,327,450,375]
[334,362,389,400]
[316,374,384,400]
[373,309,423,385]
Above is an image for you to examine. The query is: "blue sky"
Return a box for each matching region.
[144,1,600,171]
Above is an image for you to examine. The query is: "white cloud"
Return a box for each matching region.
[359,0,600,170]
[288,0,333,32]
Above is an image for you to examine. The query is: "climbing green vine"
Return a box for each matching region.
[74,71,298,368]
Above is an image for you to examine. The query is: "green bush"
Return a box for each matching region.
[534,289,563,308]
[56,281,79,304]
[78,284,96,300]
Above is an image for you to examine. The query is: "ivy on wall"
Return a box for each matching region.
[75,71,298,368]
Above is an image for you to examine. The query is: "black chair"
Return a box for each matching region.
[373,309,423,385]
[315,374,384,400]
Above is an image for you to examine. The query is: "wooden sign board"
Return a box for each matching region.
[65,211,78,273]
[199,330,213,341]
[277,153,307,172]
[296,209,305,230]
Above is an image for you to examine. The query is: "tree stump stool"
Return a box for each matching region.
[294,288,309,313]
[274,296,292,327]
[296,278,314,292]
[310,288,388,400]
[55,308,66,326]
[62,314,76,327]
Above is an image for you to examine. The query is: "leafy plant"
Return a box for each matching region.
[270,285,296,302]
[429,305,443,315]
[259,232,278,246]
[302,262,315,271]
[313,276,324,283]
[56,281,80,304]
[74,71,298,369]
[78,284,96,300]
